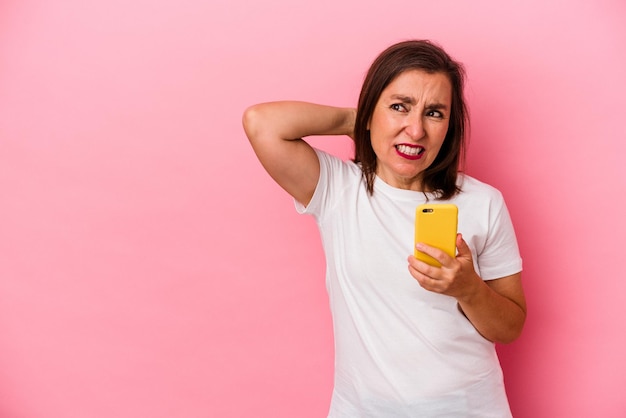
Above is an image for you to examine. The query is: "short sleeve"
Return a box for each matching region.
[295,149,360,221]
[477,192,523,280]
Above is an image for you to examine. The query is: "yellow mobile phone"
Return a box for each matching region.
[414,204,458,267]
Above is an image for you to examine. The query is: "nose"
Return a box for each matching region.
[404,112,425,140]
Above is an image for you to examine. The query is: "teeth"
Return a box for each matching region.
[396,144,423,156]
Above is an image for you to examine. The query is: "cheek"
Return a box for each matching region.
[369,115,395,139]
[427,137,449,164]
[369,134,384,155]
[429,124,449,148]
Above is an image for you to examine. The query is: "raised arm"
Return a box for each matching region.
[242,101,355,206]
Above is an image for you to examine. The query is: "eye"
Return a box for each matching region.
[426,109,444,118]
[390,103,408,112]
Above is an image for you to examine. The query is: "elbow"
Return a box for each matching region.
[496,313,527,345]
[242,104,262,141]
[497,331,522,345]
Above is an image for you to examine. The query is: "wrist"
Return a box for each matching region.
[337,107,356,138]
[456,275,487,306]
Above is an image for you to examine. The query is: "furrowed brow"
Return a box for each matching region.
[390,94,416,104]
[426,102,450,111]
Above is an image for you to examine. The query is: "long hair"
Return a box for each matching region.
[353,40,468,199]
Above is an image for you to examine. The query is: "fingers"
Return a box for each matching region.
[455,233,470,257]
[407,256,442,292]
[408,234,479,298]
[417,233,467,263]
[407,254,436,276]
[455,234,476,267]
[415,242,450,267]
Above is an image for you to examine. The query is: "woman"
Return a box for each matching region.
[243,40,526,417]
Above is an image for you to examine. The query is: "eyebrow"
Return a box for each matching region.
[425,103,449,111]
[389,94,449,110]
[390,94,416,105]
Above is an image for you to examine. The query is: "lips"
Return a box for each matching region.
[395,144,424,160]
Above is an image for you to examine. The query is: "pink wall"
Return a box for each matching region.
[1,0,625,416]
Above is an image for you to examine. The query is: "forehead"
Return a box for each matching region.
[380,70,452,104]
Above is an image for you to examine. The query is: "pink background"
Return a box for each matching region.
[1,0,625,417]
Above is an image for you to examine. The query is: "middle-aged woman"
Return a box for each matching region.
[243,40,526,417]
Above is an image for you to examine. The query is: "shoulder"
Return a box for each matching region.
[453,174,509,219]
[314,148,362,180]
[457,174,505,202]
[296,148,362,216]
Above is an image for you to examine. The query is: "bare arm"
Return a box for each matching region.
[460,271,526,344]
[408,234,526,344]
[242,101,355,206]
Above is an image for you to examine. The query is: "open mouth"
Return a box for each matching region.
[395,144,424,159]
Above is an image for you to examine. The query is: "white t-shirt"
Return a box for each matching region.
[296,150,522,418]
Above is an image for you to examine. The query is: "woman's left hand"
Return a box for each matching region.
[408,233,527,343]
[407,233,482,302]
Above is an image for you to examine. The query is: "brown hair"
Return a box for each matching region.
[353,40,468,199]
